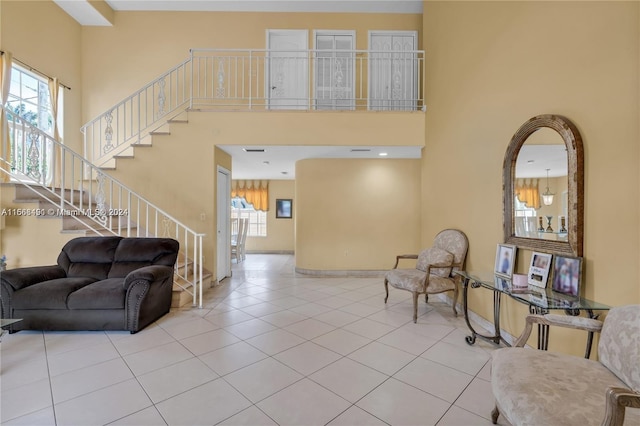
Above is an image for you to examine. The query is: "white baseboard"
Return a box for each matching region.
[294,267,386,277]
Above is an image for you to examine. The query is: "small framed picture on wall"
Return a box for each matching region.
[275,199,293,219]
[495,244,516,278]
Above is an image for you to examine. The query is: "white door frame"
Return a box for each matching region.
[216,166,231,281]
[367,30,418,111]
[312,30,356,110]
[266,29,309,109]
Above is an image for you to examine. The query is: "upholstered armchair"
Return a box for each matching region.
[491,305,640,426]
[384,229,468,323]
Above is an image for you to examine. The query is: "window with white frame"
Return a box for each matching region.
[514,197,538,236]
[231,197,267,237]
[7,65,61,136]
[6,65,63,183]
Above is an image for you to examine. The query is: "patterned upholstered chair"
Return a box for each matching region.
[384,229,468,323]
[491,305,640,426]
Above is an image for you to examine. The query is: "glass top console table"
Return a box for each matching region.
[454,271,610,358]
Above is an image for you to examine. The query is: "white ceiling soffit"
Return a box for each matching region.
[105,0,424,14]
[219,145,422,180]
[53,1,113,26]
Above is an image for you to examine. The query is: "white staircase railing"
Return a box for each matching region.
[81,58,192,168]
[81,48,425,167]
[1,106,205,308]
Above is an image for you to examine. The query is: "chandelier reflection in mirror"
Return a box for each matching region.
[541,168,555,206]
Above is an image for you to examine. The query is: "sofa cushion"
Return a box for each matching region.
[108,238,180,278]
[57,236,122,280]
[12,277,98,309]
[67,278,127,310]
[492,347,640,426]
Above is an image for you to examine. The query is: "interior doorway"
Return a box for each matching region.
[216,166,231,281]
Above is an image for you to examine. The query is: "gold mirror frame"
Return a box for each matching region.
[503,114,584,256]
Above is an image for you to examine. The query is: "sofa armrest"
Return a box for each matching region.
[0,265,66,291]
[123,265,174,290]
[514,313,604,347]
[602,386,640,426]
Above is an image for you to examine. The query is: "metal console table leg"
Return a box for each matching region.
[461,276,510,347]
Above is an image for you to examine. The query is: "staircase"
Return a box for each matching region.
[0,106,208,308]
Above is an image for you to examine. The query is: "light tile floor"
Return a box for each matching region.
[0,255,511,426]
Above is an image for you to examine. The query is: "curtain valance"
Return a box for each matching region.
[232,180,269,211]
[515,178,541,209]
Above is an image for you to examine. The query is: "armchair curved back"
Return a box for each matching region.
[598,304,640,392]
[433,229,469,277]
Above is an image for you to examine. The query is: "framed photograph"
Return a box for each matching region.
[551,255,583,297]
[275,199,293,219]
[528,252,552,288]
[495,244,516,278]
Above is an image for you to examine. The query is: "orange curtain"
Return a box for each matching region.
[515,178,541,209]
[232,180,269,211]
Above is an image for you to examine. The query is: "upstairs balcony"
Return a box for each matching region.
[82,48,426,166]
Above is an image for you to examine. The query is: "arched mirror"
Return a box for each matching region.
[503,115,584,256]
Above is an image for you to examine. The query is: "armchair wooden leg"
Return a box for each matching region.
[425,294,428,303]
[491,405,500,424]
[412,292,419,323]
[384,279,389,303]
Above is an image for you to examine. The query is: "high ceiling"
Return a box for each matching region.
[106,0,423,14]
[54,0,423,26]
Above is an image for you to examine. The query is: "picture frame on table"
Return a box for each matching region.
[495,244,516,278]
[551,255,583,297]
[528,252,552,288]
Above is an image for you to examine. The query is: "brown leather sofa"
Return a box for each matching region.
[0,236,179,333]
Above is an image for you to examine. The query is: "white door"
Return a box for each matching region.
[267,29,309,110]
[368,31,418,111]
[216,166,231,281]
[314,30,355,110]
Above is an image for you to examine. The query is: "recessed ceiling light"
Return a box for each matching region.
[243,148,265,153]
[281,171,288,175]
[379,152,388,157]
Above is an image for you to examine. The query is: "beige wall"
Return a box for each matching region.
[0,0,83,262]
[296,158,422,271]
[81,10,422,121]
[0,186,77,268]
[0,0,83,153]
[106,111,422,278]
[244,180,295,253]
[423,1,639,356]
